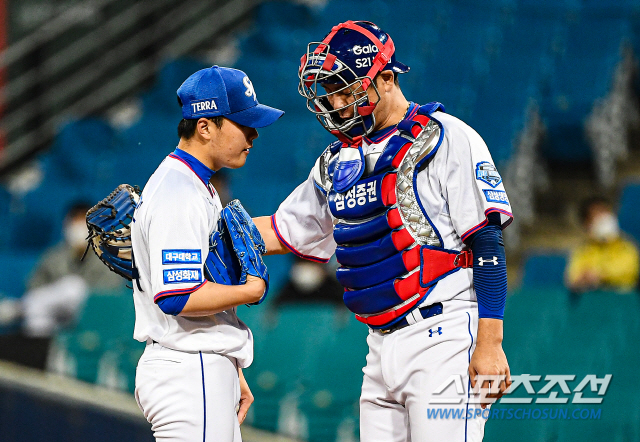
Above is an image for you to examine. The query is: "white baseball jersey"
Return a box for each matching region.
[273,109,513,308]
[131,148,253,367]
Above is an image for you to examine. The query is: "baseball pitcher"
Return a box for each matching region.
[86,66,283,442]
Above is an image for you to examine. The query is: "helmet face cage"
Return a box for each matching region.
[298,41,380,140]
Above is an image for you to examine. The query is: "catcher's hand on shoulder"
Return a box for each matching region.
[204,200,269,305]
[85,184,141,280]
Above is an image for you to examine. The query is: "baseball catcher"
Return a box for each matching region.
[253,20,513,442]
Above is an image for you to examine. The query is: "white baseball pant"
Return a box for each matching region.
[360,300,485,442]
[135,341,242,442]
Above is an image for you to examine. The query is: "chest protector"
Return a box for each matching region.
[313,103,473,329]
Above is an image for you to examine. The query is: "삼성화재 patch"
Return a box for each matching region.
[163,268,202,284]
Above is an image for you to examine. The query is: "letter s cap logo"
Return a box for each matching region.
[243,76,257,101]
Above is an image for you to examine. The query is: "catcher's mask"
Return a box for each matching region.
[298,21,410,141]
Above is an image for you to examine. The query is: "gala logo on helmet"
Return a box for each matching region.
[353,44,379,55]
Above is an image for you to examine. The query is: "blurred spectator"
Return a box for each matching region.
[565,196,639,293]
[0,202,122,369]
[22,202,122,337]
[273,257,344,306]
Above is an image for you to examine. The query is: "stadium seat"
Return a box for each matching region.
[245,2,318,56]
[14,168,95,251]
[503,287,570,373]
[46,119,118,192]
[0,186,12,251]
[298,313,368,442]
[6,202,59,251]
[0,252,41,299]
[112,58,210,188]
[618,182,640,245]
[521,252,568,287]
[113,113,177,188]
[57,288,135,384]
[140,58,208,122]
[500,286,639,441]
[0,252,39,334]
[115,338,146,394]
[541,15,630,162]
[245,304,339,432]
[9,118,120,252]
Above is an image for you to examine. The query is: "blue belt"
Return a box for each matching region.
[377,302,443,334]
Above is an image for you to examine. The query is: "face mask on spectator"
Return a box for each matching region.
[589,212,620,242]
[64,220,88,248]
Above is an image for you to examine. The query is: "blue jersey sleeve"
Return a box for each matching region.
[156,293,191,316]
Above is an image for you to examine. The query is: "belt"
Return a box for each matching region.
[376,302,443,334]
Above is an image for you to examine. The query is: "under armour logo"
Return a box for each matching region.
[429,327,443,337]
[478,256,498,266]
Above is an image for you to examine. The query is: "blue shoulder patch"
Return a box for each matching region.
[163,268,202,284]
[476,161,502,188]
[162,250,202,265]
[483,189,509,205]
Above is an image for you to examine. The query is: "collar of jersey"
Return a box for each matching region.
[169,148,215,187]
[364,102,419,144]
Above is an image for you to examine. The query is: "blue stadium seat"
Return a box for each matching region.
[14,165,95,251]
[142,58,208,120]
[244,2,318,56]
[0,251,40,299]
[233,53,301,112]
[113,114,177,188]
[319,0,393,33]
[541,15,630,162]
[230,180,300,223]
[517,0,582,12]
[521,252,568,287]
[245,304,338,432]
[0,185,13,251]
[618,182,640,245]
[6,204,59,251]
[46,119,118,192]
[297,312,368,442]
[57,288,135,384]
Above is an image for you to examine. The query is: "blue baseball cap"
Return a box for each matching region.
[177,66,284,128]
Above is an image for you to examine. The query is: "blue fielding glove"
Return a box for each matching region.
[204,200,269,305]
[85,184,141,280]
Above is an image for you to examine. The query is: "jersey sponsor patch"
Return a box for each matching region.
[476,161,502,187]
[334,181,378,212]
[482,189,509,205]
[163,268,202,284]
[162,250,202,264]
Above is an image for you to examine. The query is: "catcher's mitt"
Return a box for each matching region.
[85,184,140,280]
[205,199,269,305]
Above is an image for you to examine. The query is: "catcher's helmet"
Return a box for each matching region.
[298,21,410,140]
